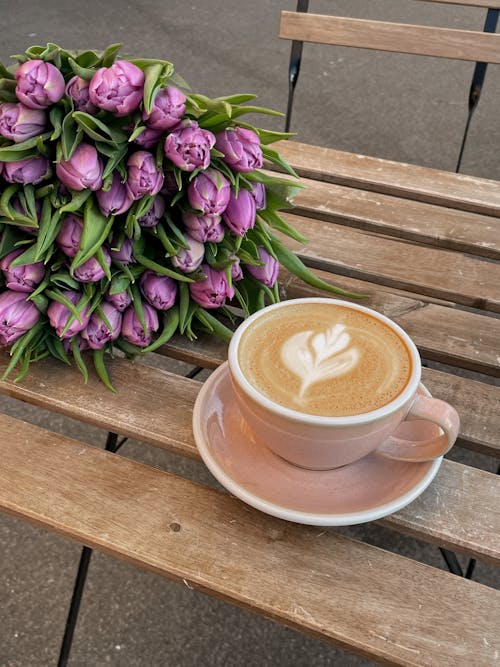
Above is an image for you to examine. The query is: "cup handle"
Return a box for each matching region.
[376,395,460,462]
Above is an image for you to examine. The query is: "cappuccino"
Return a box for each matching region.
[238,302,412,417]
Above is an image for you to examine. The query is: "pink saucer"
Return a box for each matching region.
[193,362,443,526]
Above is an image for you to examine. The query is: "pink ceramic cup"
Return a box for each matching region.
[228,298,460,470]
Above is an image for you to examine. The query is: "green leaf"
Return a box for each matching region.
[141,305,180,353]
[10,243,41,268]
[1,320,45,381]
[100,43,122,67]
[257,210,307,245]
[155,222,178,256]
[56,188,92,215]
[73,111,127,145]
[49,106,63,140]
[130,282,147,334]
[268,233,365,298]
[67,56,96,81]
[236,121,296,145]
[231,104,284,119]
[0,131,51,161]
[134,253,194,282]
[46,335,72,365]
[61,113,82,160]
[108,273,131,295]
[93,347,116,392]
[178,282,190,333]
[71,199,114,271]
[261,145,298,178]
[143,63,163,115]
[34,199,59,261]
[193,309,234,342]
[71,336,89,383]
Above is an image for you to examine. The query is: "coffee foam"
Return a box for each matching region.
[238,303,412,417]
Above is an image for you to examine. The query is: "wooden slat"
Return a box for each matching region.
[275,140,500,218]
[420,0,500,8]
[281,213,500,314]
[1,415,499,666]
[279,12,500,63]
[290,175,500,260]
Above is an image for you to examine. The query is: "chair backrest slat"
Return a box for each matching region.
[421,0,500,8]
[279,11,500,63]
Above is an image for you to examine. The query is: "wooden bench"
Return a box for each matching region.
[2,5,500,665]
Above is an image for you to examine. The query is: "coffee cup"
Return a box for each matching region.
[227,298,459,470]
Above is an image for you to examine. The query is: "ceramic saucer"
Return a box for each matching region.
[193,362,443,526]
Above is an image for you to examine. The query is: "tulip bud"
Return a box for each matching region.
[137,195,165,228]
[133,126,163,148]
[109,236,134,264]
[81,302,122,349]
[164,121,215,172]
[3,156,50,184]
[65,76,98,113]
[73,248,110,283]
[126,151,164,200]
[0,103,46,143]
[230,256,243,282]
[56,214,83,257]
[15,59,65,109]
[182,211,225,243]
[246,246,279,287]
[171,234,205,273]
[215,127,263,173]
[47,290,90,339]
[0,290,41,345]
[189,264,234,309]
[105,289,132,312]
[121,302,159,347]
[139,270,177,310]
[89,60,144,117]
[0,248,45,292]
[143,86,186,130]
[222,188,256,236]
[56,143,103,191]
[187,168,230,215]
[96,172,133,216]
[251,182,267,210]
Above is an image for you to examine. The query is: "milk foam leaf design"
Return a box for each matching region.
[281,324,360,398]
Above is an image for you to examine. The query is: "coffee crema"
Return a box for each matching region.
[237,303,412,417]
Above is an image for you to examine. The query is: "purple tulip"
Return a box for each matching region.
[47,290,90,339]
[251,182,267,210]
[187,168,230,215]
[139,270,177,310]
[126,151,164,200]
[164,121,215,172]
[138,195,165,228]
[65,76,98,113]
[215,127,263,173]
[73,248,110,283]
[0,248,44,292]
[246,246,279,287]
[121,302,159,347]
[171,234,205,273]
[81,302,122,350]
[230,256,243,282]
[96,172,133,216]
[89,60,144,117]
[222,188,256,236]
[143,86,186,130]
[189,264,234,309]
[182,211,225,243]
[3,156,50,184]
[56,143,103,191]
[15,59,65,110]
[0,290,41,345]
[109,236,134,264]
[105,289,132,312]
[0,103,46,143]
[56,215,83,257]
[133,126,163,148]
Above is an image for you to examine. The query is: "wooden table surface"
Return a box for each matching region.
[1,140,499,666]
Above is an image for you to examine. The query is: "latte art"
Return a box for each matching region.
[281,324,359,399]
[238,302,412,416]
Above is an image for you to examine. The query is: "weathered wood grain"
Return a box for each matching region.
[289,176,500,260]
[279,12,500,63]
[280,213,500,313]
[1,414,499,666]
[275,140,500,218]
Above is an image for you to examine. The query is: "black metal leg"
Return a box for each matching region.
[56,432,118,667]
[439,548,464,577]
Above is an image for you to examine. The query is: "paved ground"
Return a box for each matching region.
[1,1,499,666]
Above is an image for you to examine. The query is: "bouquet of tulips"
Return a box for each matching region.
[0,43,350,389]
